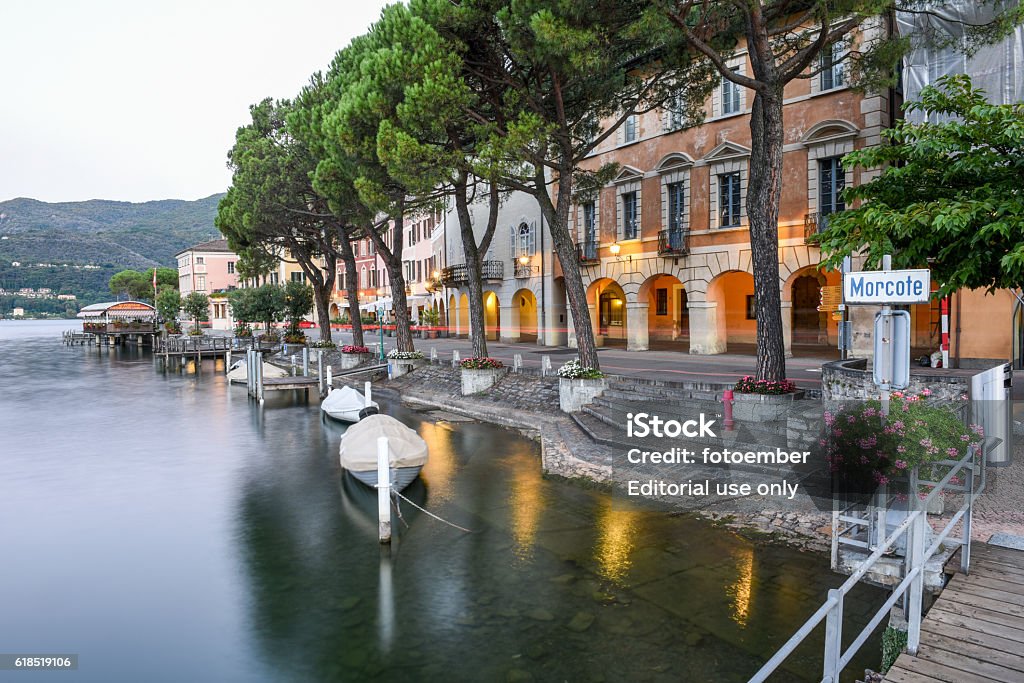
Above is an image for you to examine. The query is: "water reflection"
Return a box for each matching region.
[595,499,641,584]
[0,322,888,683]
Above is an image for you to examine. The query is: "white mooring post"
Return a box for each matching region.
[225,349,232,374]
[513,353,523,373]
[541,355,552,377]
[377,436,391,543]
[326,365,333,391]
[430,347,438,364]
[452,350,460,368]
[365,381,373,407]
[291,354,297,376]
[302,347,309,376]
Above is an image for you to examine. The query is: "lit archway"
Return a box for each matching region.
[638,273,688,352]
[484,291,500,341]
[586,278,626,346]
[706,270,756,354]
[511,289,538,343]
[786,266,841,357]
[329,303,340,320]
[458,293,470,339]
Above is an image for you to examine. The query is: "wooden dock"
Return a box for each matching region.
[885,542,1024,683]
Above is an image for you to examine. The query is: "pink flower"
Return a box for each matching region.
[895,459,908,470]
[892,391,904,399]
[960,434,970,442]
[946,447,959,457]
[847,415,856,424]
[921,388,932,397]
[897,445,907,454]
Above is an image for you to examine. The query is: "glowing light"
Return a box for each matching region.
[595,500,640,583]
[509,465,542,562]
[728,546,755,627]
[609,243,621,255]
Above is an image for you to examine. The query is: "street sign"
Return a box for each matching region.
[818,285,842,312]
[873,310,910,390]
[844,269,931,304]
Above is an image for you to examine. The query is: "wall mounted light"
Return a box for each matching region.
[518,255,530,266]
[609,242,621,256]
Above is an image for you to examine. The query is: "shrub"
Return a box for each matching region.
[556,358,604,379]
[734,375,798,395]
[824,391,980,492]
[283,332,307,344]
[233,322,252,338]
[387,349,424,360]
[342,345,371,354]
[310,339,336,348]
[188,329,204,337]
[461,357,504,370]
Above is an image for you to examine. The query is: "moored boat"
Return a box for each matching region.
[321,385,379,423]
[339,413,428,490]
[226,359,289,383]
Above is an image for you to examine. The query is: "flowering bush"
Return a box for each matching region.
[342,345,370,354]
[310,340,336,349]
[460,357,505,370]
[283,332,307,344]
[387,349,424,360]
[824,391,981,493]
[233,322,252,338]
[734,375,798,395]
[556,358,605,379]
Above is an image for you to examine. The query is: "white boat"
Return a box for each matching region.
[339,413,428,491]
[321,385,379,423]
[226,360,289,383]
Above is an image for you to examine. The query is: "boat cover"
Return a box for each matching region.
[321,385,377,415]
[339,414,429,470]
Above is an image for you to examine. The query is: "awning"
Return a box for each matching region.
[359,298,393,312]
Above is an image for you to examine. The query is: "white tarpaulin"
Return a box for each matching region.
[898,1,1024,122]
[339,414,428,470]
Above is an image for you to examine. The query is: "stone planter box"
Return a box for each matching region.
[461,367,506,395]
[559,377,608,413]
[389,361,416,378]
[340,352,371,370]
[732,390,805,421]
[282,342,306,357]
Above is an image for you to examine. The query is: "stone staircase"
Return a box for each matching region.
[570,377,827,489]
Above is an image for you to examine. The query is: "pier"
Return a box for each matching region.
[884,542,1024,683]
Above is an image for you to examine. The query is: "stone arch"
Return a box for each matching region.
[800,119,859,145]
[329,303,340,320]
[636,273,688,351]
[510,288,539,343]
[458,293,469,338]
[703,269,756,354]
[587,277,627,347]
[483,290,500,342]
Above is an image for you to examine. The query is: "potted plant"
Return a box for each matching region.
[459,357,506,395]
[556,359,607,412]
[340,344,371,369]
[387,349,424,377]
[419,309,441,339]
[731,375,803,421]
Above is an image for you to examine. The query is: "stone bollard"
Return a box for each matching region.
[541,355,552,377]
[513,354,522,373]
[452,349,461,368]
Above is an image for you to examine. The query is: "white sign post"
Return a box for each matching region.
[844,268,930,305]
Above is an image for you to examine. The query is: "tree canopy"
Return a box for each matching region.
[108,267,177,301]
[820,75,1024,296]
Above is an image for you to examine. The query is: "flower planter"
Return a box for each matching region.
[340,352,371,370]
[461,367,506,395]
[559,377,608,413]
[390,361,415,378]
[732,390,805,421]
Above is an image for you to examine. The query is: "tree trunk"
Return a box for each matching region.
[454,175,488,358]
[365,210,415,353]
[747,85,787,381]
[537,165,600,370]
[338,236,364,347]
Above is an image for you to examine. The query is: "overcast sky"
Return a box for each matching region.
[0,0,391,204]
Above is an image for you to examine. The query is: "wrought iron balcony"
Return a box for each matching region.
[424,276,443,293]
[576,241,600,265]
[441,260,504,286]
[657,229,689,256]
[804,212,830,243]
[514,261,538,278]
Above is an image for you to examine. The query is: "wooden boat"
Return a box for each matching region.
[320,385,379,423]
[339,413,428,491]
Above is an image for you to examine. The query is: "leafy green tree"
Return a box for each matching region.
[250,284,287,334]
[156,288,182,333]
[359,1,502,358]
[146,267,179,291]
[108,269,150,301]
[217,98,340,343]
[182,292,210,331]
[283,280,314,338]
[651,0,1022,381]
[235,246,278,286]
[417,0,714,369]
[820,75,1024,295]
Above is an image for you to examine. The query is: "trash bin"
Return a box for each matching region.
[971,363,1013,466]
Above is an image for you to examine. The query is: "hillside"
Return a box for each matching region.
[0,193,225,307]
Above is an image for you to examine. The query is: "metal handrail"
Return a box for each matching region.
[749,443,985,683]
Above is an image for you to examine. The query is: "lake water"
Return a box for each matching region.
[0,320,884,682]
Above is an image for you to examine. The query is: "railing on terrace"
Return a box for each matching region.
[577,241,600,265]
[748,439,991,683]
[804,212,831,243]
[658,229,689,256]
[514,261,538,278]
[441,261,504,286]
[155,336,233,353]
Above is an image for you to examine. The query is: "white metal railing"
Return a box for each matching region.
[749,441,988,683]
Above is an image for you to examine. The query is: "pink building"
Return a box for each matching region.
[176,239,240,330]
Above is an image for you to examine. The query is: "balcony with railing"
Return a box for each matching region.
[804,212,831,243]
[576,241,600,265]
[657,229,689,256]
[440,261,504,286]
[514,260,538,278]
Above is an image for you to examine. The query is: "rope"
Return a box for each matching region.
[391,488,473,534]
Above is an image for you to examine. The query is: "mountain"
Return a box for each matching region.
[0,193,225,307]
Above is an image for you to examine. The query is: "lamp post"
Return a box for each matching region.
[376,286,385,361]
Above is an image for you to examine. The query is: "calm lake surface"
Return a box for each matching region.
[0,320,884,682]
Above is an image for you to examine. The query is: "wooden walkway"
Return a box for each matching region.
[885,542,1024,683]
